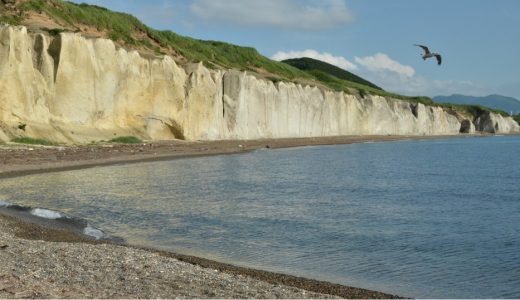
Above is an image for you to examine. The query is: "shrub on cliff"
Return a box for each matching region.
[109,136,142,144]
[12,137,56,146]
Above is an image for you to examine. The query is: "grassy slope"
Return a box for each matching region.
[282,57,382,90]
[10,0,311,81]
[435,102,509,118]
[0,0,512,116]
[433,94,520,116]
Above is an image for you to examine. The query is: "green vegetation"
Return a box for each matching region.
[12,137,56,146]
[0,14,22,25]
[297,68,434,105]
[435,102,510,117]
[14,0,311,81]
[152,31,311,79]
[19,0,145,45]
[283,57,382,90]
[109,136,142,144]
[513,114,520,125]
[433,94,520,115]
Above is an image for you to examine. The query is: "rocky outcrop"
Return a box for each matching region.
[474,112,519,134]
[0,25,518,143]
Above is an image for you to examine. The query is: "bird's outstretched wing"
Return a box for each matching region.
[414,44,430,54]
[434,54,442,65]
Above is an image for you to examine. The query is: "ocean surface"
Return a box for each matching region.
[1,136,519,298]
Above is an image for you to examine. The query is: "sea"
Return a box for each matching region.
[1,135,519,298]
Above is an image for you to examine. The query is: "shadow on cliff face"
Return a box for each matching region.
[166,119,185,140]
[47,34,62,83]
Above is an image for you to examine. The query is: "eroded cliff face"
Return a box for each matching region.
[0,25,518,143]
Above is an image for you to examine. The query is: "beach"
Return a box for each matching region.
[0,135,470,178]
[0,135,462,298]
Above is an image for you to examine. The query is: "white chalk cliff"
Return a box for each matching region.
[0,25,518,143]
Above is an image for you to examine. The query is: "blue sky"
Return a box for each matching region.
[70,0,520,99]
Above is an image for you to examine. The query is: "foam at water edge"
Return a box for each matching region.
[83,225,107,240]
[0,200,11,207]
[31,208,63,219]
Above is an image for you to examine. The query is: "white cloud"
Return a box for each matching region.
[271,49,358,71]
[190,0,355,31]
[351,53,497,97]
[354,53,415,78]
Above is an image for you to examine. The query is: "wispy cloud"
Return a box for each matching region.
[190,0,355,31]
[271,49,358,71]
[354,53,415,78]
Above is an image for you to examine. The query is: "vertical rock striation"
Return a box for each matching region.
[0,25,518,143]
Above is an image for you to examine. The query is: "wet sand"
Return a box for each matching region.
[0,134,466,298]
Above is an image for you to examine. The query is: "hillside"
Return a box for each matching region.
[0,0,311,79]
[282,57,382,91]
[433,94,520,115]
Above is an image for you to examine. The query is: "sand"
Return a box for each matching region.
[0,135,460,298]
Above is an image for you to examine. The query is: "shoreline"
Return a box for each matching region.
[0,213,400,299]
[0,134,503,298]
[0,134,480,179]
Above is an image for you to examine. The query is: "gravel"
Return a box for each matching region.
[0,214,339,299]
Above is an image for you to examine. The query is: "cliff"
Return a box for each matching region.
[0,25,518,143]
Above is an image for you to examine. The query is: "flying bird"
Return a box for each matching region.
[415,44,442,65]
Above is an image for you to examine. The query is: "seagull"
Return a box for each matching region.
[415,44,442,65]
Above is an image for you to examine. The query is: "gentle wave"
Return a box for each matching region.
[83,225,108,240]
[1,203,111,241]
[31,208,64,219]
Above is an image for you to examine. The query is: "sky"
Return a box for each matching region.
[70,0,520,100]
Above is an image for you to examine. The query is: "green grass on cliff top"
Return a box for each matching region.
[15,0,309,81]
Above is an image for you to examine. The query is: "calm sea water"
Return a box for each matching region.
[1,136,519,298]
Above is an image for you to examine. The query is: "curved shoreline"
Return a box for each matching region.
[0,134,479,179]
[0,134,498,298]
